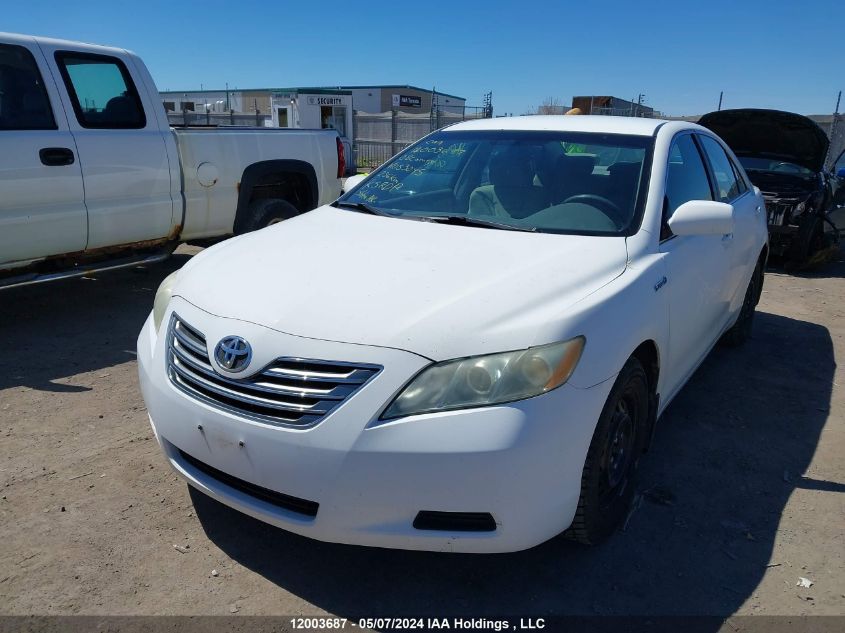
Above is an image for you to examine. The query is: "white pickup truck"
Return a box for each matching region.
[0,33,343,288]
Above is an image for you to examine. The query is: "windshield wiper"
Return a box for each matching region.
[333,200,390,216]
[418,215,536,232]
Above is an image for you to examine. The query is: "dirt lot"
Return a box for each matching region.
[1,244,843,619]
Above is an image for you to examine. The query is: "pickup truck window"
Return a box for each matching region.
[55,52,145,129]
[0,43,56,130]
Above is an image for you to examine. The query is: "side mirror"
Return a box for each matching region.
[668,200,734,236]
[341,173,369,194]
[752,185,762,197]
[836,167,845,179]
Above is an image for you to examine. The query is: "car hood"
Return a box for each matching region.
[174,206,629,361]
[698,109,829,173]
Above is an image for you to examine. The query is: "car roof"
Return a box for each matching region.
[443,114,672,137]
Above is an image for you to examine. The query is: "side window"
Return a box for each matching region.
[698,135,741,202]
[55,52,145,129]
[0,43,56,130]
[663,134,713,238]
[729,157,748,194]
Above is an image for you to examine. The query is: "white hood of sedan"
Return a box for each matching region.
[174,206,628,361]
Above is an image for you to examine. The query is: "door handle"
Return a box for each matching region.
[722,233,734,241]
[755,205,763,213]
[39,147,75,166]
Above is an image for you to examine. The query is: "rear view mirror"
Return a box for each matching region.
[668,200,734,236]
[341,173,369,194]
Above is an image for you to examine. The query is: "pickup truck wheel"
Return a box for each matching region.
[721,259,763,348]
[236,198,299,234]
[567,357,648,545]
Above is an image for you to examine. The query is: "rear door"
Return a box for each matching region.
[0,38,86,265]
[697,133,761,308]
[659,133,732,393]
[43,44,174,249]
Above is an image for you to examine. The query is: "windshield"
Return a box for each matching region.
[738,156,815,176]
[339,130,654,235]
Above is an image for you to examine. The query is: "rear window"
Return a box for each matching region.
[55,51,146,129]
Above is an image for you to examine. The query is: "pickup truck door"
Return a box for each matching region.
[659,133,732,396]
[43,44,174,249]
[0,39,86,265]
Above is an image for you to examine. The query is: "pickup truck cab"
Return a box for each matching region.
[0,32,343,288]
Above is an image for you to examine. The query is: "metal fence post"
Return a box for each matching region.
[391,109,398,159]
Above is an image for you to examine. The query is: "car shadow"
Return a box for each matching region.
[0,254,192,392]
[191,310,835,618]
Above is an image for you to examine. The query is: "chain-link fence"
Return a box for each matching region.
[825,113,844,171]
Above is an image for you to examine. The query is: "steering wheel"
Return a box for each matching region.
[771,162,802,174]
[563,194,623,226]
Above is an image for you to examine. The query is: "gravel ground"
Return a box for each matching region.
[0,243,843,618]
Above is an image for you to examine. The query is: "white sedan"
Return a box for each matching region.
[137,115,768,553]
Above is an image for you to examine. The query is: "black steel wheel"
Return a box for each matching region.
[567,356,649,545]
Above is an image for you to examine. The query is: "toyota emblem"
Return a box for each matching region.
[214,336,252,373]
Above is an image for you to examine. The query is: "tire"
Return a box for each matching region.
[788,215,825,264]
[567,357,649,545]
[721,258,763,348]
[234,198,299,234]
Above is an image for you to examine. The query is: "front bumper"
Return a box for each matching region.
[137,298,612,553]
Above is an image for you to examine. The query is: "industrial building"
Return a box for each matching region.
[571,95,656,117]
[159,85,466,138]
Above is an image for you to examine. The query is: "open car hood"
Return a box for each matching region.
[698,109,829,174]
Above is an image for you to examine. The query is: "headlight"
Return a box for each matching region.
[381,337,585,420]
[793,200,807,215]
[152,271,179,332]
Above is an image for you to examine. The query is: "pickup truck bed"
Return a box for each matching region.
[0,32,342,287]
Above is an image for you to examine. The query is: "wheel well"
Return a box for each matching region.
[631,340,659,395]
[234,160,319,232]
[248,171,312,213]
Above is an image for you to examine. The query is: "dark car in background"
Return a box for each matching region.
[699,109,843,263]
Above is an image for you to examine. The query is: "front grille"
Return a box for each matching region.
[166,313,381,427]
[178,449,319,517]
[763,194,800,227]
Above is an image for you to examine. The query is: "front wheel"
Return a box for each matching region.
[567,356,649,545]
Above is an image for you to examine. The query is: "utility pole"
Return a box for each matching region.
[826,90,842,169]
[225,82,230,112]
[718,91,723,111]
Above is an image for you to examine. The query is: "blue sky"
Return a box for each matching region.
[5,0,842,117]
